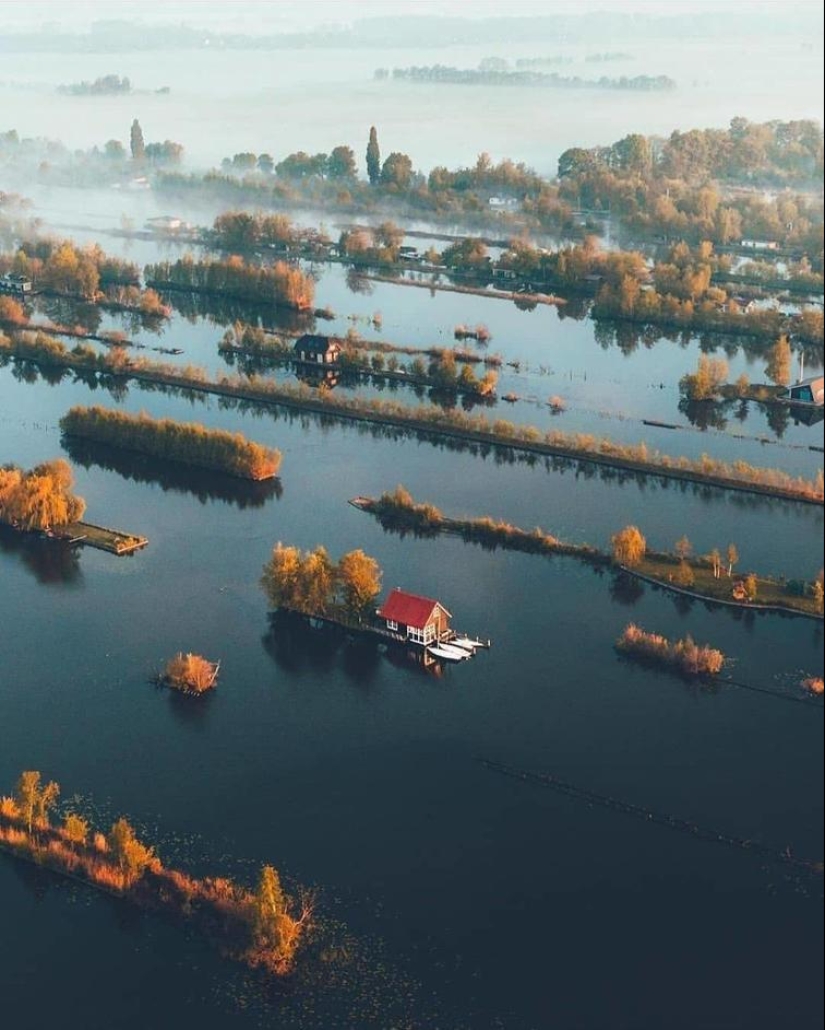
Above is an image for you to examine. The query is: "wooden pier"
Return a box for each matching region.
[54,521,148,555]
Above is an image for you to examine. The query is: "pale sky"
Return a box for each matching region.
[2,0,822,33]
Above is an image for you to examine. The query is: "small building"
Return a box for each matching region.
[145,215,186,232]
[787,375,824,406]
[377,588,452,646]
[724,295,756,314]
[740,239,778,251]
[0,273,33,295]
[293,334,342,365]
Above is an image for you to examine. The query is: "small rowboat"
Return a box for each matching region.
[450,636,480,653]
[427,644,468,661]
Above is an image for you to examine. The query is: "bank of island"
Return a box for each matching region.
[352,487,824,619]
[0,458,146,555]
[0,771,313,975]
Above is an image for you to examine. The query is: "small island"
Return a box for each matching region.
[615,623,726,677]
[160,652,220,695]
[0,771,312,975]
[60,406,282,481]
[58,74,132,96]
[0,458,146,554]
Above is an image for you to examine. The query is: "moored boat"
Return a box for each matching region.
[427,643,469,661]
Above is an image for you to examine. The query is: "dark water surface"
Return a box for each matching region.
[1,350,823,1029]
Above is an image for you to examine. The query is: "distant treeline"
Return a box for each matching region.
[144,256,315,311]
[60,406,282,481]
[58,74,131,96]
[558,120,824,249]
[380,65,675,90]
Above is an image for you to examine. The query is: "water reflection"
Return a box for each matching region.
[261,612,343,675]
[608,571,646,606]
[158,289,314,335]
[261,612,445,680]
[166,686,215,732]
[0,524,83,586]
[63,436,284,509]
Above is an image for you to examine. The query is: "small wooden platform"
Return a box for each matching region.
[56,521,148,555]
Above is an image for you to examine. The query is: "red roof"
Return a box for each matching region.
[377,588,450,629]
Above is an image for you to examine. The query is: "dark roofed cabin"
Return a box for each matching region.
[376,588,451,646]
[293,334,342,366]
[787,375,825,407]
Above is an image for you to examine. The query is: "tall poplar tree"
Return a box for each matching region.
[130,118,145,162]
[366,126,381,185]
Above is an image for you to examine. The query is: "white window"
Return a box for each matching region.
[408,624,435,644]
[387,619,398,631]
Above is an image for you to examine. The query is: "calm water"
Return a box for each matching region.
[1,353,823,1028]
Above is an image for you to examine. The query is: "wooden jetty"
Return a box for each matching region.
[54,521,148,555]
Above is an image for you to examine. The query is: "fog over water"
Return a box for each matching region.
[1,2,823,171]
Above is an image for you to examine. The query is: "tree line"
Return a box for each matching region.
[557,119,823,257]
[0,771,312,974]
[384,63,675,91]
[144,255,315,311]
[4,332,822,504]
[59,406,282,481]
[261,543,382,624]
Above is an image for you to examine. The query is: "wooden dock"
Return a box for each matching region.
[55,521,148,555]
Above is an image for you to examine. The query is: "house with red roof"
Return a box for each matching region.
[376,588,452,646]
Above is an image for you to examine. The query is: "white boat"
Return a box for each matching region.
[450,636,480,653]
[427,643,468,661]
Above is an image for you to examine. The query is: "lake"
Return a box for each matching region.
[1,345,823,1028]
[1,37,824,1025]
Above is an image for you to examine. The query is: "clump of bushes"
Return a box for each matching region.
[616,622,725,677]
[802,676,823,696]
[162,653,219,694]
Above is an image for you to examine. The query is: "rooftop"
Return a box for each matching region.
[377,588,451,629]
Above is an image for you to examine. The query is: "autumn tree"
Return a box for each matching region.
[63,812,89,849]
[0,459,85,532]
[611,525,646,566]
[679,355,729,400]
[726,543,739,577]
[813,571,824,613]
[296,546,335,615]
[163,653,219,694]
[250,864,306,968]
[709,548,722,579]
[253,864,287,940]
[15,771,60,834]
[328,144,357,180]
[261,543,302,609]
[130,119,145,162]
[765,334,792,386]
[108,817,155,884]
[675,535,692,559]
[338,549,382,622]
[380,152,413,190]
[673,560,695,588]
